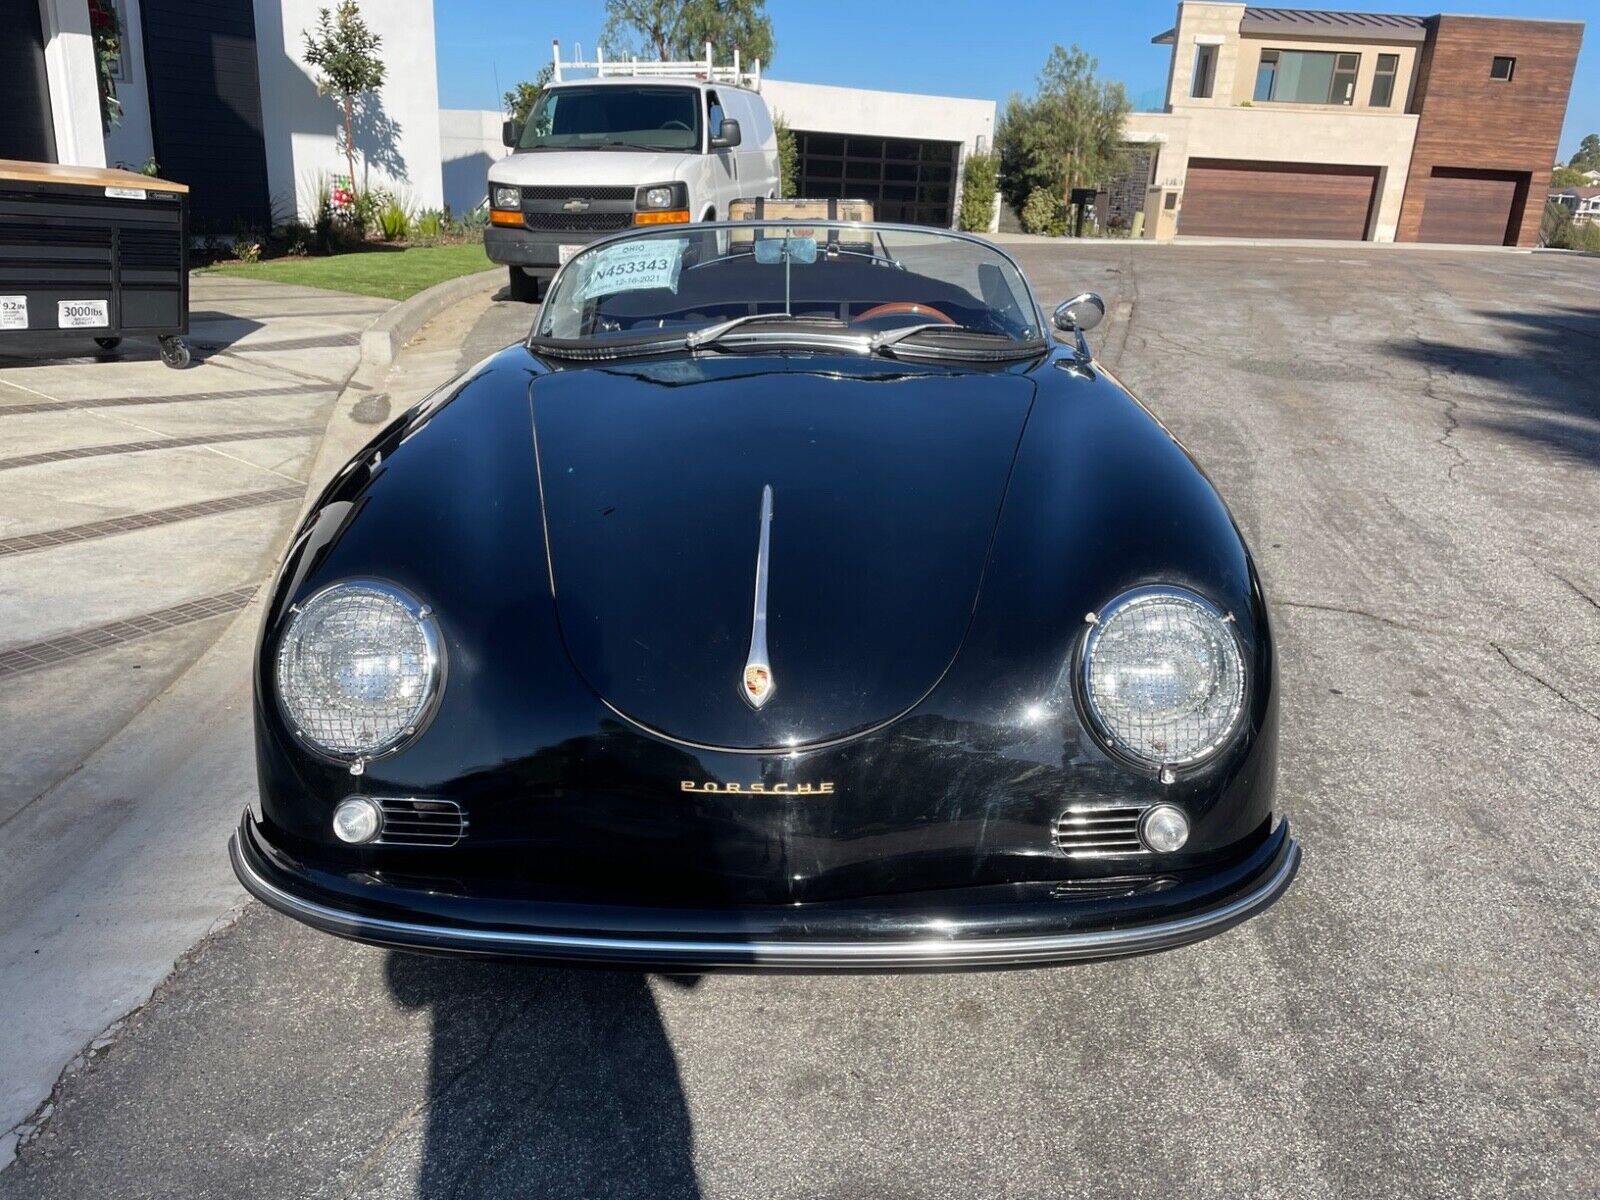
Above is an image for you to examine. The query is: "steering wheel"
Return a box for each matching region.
[662,119,691,131]
[851,302,955,327]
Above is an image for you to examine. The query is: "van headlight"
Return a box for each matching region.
[275,581,444,760]
[1079,586,1246,769]
[637,182,685,210]
[492,184,520,209]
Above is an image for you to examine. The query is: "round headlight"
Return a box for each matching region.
[492,184,520,209]
[275,581,443,760]
[642,186,674,209]
[1080,587,1245,768]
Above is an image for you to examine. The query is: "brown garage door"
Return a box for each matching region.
[1180,159,1378,240]
[1417,168,1523,246]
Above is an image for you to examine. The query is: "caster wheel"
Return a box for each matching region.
[94,336,123,351]
[159,337,192,369]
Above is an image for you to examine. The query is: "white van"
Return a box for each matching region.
[486,52,780,301]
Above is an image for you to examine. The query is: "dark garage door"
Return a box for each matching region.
[0,0,57,162]
[793,132,958,227]
[1417,168,1523,246]
[1180,159,1378,240]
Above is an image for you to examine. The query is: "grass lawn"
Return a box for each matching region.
[200,242,495,301]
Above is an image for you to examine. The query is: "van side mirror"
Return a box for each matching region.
[711,119,742,150]
[502,120,523,149]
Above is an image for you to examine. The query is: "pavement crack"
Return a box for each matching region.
[331,991,544,1200]
[1490,643,1600,727]
[1277,599,1455,638]
[1539,565,1600,618]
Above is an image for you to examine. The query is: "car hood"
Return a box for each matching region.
[531,356,1037,750]
[490,149,694,188]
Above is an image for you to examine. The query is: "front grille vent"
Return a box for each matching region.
[376,798,467,847]
[520,185,635,201]
[522,211,633,233]
[1053,805,1148,857]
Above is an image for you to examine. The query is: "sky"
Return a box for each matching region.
[433,0,1597,161]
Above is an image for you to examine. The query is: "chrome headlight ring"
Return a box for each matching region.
[274,579,445,765]
[1077,585,1248,773]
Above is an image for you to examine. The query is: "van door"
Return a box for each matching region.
[706,90,736,215]
[739,93,779,198]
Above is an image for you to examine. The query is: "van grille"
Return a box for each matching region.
[1053,805,1148,857]
[376,798,467,847]
[522,211,634,232]
[520,185,635,202]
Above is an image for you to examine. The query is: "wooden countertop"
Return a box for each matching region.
[0,159,188,193]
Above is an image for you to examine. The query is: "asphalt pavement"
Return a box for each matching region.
[3,242,1598,1198]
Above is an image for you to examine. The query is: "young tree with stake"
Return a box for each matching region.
[303,1,387,199]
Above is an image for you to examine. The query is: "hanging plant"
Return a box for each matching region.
[87,0,123,133]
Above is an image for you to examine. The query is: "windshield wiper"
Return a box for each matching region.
[869,323,1007,350]
[600,140,663,151]
[685,314,843,350]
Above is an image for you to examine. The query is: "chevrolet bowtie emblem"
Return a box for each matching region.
[562,198,590,212]
[741,485,775,708]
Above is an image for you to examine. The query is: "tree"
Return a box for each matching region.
[302,1,387,196]
[1569,134,1600,172]
[958,150,999,232]
[601,0,774,66]
[504,63,555,125]
[996,45,1130,217]
[773,114,797,197]
[1550,164,1586,188]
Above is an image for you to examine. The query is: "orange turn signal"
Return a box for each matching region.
[489,208,524,226]
[634,209,691,225]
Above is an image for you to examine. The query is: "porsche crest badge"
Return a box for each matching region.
[744,662,773,706]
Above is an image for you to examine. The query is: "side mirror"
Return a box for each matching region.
[1052,292,1105,334]
[502,120,523,149]
[711,119,742,150]
[1052,292,1106,364]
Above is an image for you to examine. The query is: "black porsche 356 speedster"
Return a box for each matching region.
[230,220,1299,969]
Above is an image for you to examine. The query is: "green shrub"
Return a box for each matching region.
[958,151,999,233]
[774,114,798,199]
[377,195,412,241]
[1021,187,1066,236]
[414,208,445,242]
[276,219,313,256]
[1578,222,1600,253]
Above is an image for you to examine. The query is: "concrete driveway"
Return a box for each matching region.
[2,243,1597,1198]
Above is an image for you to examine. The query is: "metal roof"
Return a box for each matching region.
[1239,8,1430,41]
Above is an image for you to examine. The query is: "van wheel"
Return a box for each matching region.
[508,269,543,303]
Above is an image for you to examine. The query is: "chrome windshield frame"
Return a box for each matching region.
[526,220,1052,352]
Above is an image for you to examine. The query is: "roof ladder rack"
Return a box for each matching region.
[551,38,761,90]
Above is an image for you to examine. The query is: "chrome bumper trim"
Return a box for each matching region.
[230,821,1299,970]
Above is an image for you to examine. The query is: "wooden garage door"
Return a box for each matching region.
[1417,168,1522,246]
[1181,160,1378,240]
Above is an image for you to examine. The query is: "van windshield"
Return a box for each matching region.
[519,86,701,152]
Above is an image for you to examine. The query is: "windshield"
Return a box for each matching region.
[533,223,1041,352]
[518,85,701,152]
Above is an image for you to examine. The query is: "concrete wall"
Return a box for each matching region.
[1127,105,1419,240]
[252,0,442,218]
[38,0,106,167]
[439,108,508,215]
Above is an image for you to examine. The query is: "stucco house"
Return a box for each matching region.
[1126,2,1583,245]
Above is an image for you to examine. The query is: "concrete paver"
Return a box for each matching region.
[2,246,1598,1197]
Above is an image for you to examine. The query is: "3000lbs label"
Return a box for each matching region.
[58,300,109,329]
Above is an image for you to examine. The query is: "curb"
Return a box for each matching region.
[357,266,503,369]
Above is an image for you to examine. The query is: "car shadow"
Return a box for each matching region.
[1386,305,1600,469]
[385,952,704,1198]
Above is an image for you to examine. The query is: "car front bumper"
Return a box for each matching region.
[230,812,1300,971]
[484,224,618,271]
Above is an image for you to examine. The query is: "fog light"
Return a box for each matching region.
[1140,804,1189,853]
[332,797,383,844]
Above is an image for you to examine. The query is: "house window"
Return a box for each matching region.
[1490,56,1516,81]
[1369,53,1399,107]
[1254,49,1360,104]
[1191,44,1218,99]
